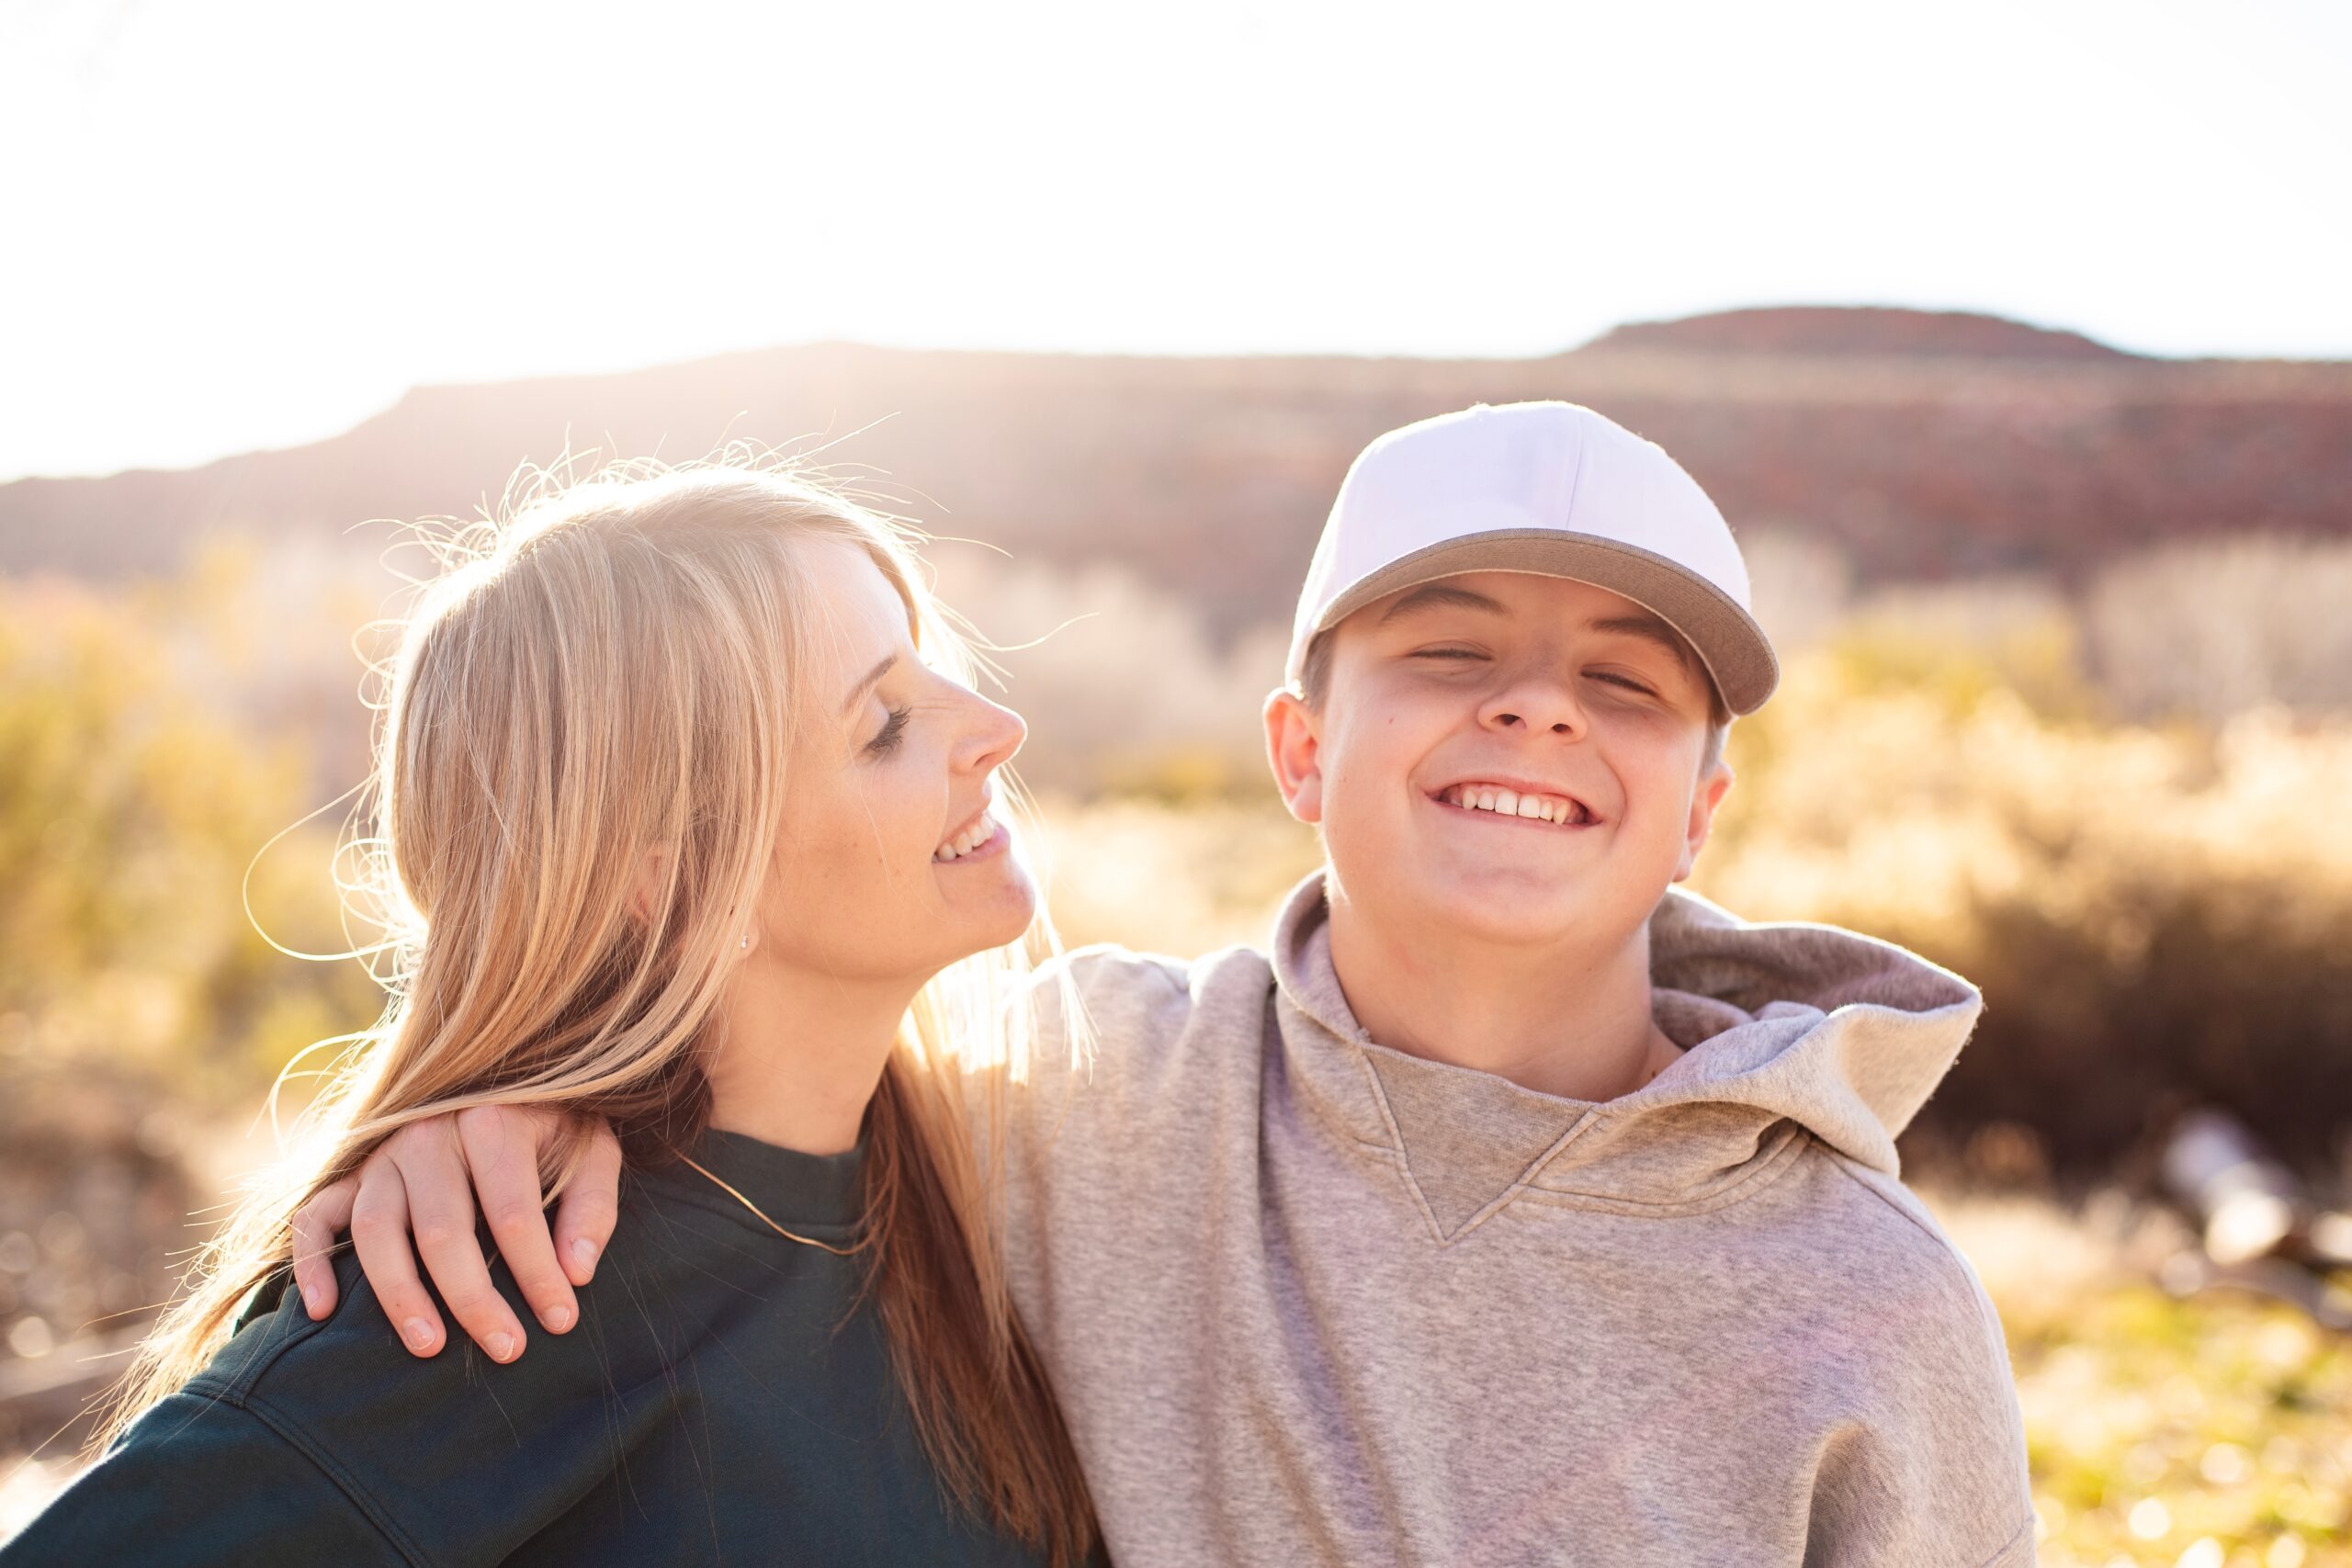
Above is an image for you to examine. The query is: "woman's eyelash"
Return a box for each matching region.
[866,705,912,756]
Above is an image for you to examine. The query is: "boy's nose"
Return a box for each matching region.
[1480,671,1587,739]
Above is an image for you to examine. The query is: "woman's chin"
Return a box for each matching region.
[948,863,1041,953]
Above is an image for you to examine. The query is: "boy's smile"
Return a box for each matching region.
[1430,780,1599,828]
[1267,570,1731,953]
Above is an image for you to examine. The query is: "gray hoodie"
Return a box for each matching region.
[998,870,2035,1567]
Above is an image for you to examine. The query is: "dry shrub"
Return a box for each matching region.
[1696,641,2352,1173]
[2088,534,2352,722]
[0,575,378,1094]
[1033,795,1320,961]
[1738,525,1857,654]
[929,547,1284,795]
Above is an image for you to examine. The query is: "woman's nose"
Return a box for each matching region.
[958,692,1026,774]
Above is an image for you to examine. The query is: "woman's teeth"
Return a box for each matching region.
[933,811,1000,862]
[1438,784,1591,826]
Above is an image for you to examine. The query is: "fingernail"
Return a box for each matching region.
[545,1304,574,1333]
[571,1238,598,1278]
[487,1331,516,1362]
[401,1317,436,1352]
[297,1282,317,1317]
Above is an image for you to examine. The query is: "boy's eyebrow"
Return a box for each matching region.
[1376,585,1699,677]
[1588,613,1697,675]
[1376,583,1509,625]
[840,653,898,716]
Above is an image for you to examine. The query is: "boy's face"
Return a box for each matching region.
[1264,571,1733,951]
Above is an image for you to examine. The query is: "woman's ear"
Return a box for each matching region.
[1262,687,1327,826]
[627,843,674,927]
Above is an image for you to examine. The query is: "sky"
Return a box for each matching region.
[2,0,2346,482]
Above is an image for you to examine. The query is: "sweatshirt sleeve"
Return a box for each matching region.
[0,1388,410,1568]
[1804,1415,2037,1567]
[1805,1163,2039,1567]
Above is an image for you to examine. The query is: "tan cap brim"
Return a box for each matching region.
[1306,530,1781,716]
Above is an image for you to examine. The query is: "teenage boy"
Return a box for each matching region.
[292,402,2035,1565]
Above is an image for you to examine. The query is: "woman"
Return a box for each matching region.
[3,463,1100,1565]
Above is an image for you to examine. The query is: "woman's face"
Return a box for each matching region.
[751,536,1035,987]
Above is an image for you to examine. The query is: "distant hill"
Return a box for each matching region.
[6,307,2348,634]
[1584,304,2135,361]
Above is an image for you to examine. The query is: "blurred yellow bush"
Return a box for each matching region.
[1701,637,2352,1171]
[0,575,379,1107]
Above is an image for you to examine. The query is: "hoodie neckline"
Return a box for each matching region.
[1265,871,1985,1242]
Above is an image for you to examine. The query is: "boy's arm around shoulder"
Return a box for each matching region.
[1809,1159,2038,1568]
[1,1279,413,1566]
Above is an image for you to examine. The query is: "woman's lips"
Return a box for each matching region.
[933,808,1006,863]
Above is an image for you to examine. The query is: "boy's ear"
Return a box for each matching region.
[1673,761,1734,884]
[1262,686,1327,826]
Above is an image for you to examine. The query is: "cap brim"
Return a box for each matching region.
[1307,530,1780,716]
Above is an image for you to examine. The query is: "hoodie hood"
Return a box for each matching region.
[1268,871,1984,1237]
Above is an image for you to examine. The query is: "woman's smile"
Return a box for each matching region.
[933,807,1009,863]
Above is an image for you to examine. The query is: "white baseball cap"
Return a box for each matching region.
[1285,400,1780,716]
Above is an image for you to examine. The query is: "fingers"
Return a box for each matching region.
[458,1106,575,1336]
[388,1120,524,1364]
[289,1176,357,1319]
[553,1121,624,1289]
[347,1154,445,1357]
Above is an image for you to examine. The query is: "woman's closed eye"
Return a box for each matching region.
[865,704,912,757]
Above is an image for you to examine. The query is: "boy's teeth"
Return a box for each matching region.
[1442,784,1587,825]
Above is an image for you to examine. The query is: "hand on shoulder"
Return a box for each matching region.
[290,1106,623,1363]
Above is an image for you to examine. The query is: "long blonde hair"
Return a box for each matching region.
[101,457,1098,1564]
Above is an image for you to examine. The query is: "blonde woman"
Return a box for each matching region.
[2,466,1100,1566]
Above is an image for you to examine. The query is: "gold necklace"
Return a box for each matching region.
[676,1152,868,1257]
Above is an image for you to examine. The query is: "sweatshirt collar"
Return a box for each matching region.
[1266,869,1984,1238]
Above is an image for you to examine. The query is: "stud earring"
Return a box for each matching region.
[739,933,752,951]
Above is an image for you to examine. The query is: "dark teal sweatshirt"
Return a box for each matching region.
[2,1129,1059,1567]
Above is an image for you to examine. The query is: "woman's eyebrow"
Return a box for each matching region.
[840,653,898,716]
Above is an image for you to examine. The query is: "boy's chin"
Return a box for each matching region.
[1354,854,1663,948]
[1442,891,1594,947]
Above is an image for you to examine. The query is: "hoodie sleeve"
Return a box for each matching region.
[1803,1161,2038,1567]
